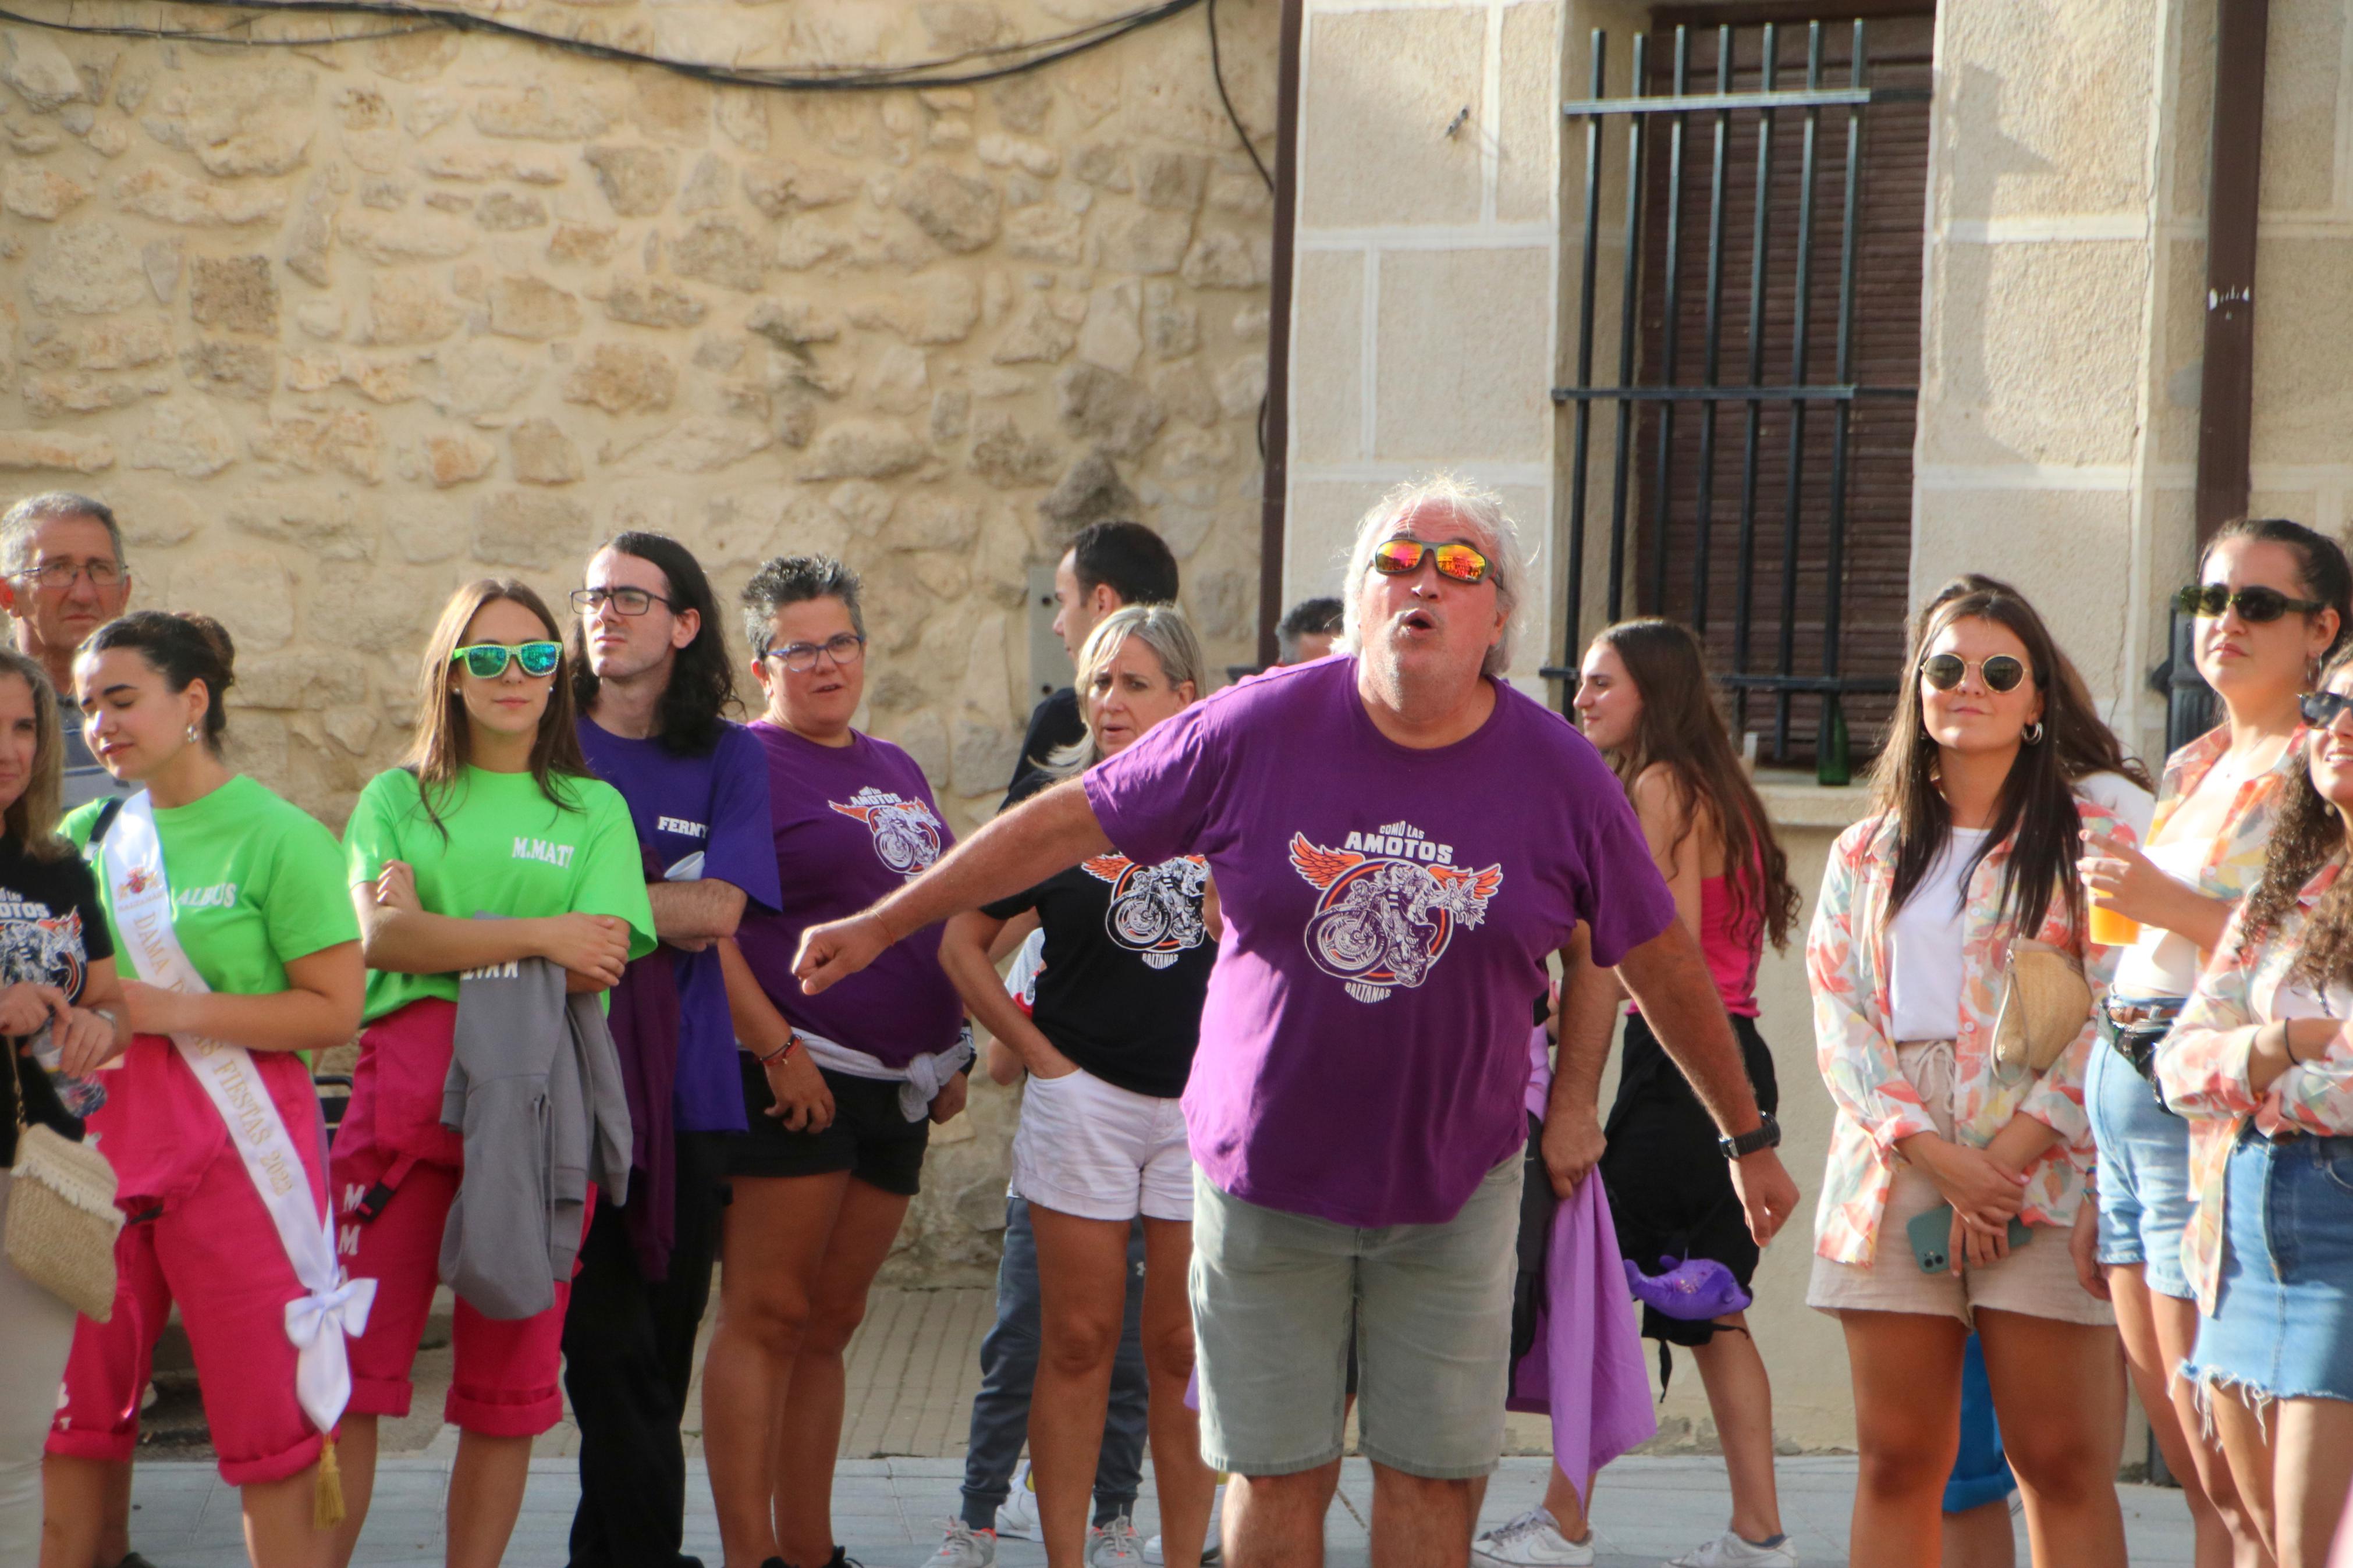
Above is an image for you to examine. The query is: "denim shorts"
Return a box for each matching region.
[2183,1129,2353,1406]
[2088,1034,2196,1300]
[1187,1153,1521,1480]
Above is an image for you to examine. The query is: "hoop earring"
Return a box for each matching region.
[185,721,201,744]
[2022,721,2045,745]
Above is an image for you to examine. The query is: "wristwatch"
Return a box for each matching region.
[1718,1112,1780,1161]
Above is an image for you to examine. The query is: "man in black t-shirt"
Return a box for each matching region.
[1005,521,1178,807]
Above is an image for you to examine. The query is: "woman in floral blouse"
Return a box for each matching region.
[2162,649,2353,1568]
[2077,517,2347,1568]
[1805,582,2131,1566]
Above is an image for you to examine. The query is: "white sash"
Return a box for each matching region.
[102,791,374,1439]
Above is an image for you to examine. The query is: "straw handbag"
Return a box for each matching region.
[1991,940,2093,1083]
[5,1058,120,1321]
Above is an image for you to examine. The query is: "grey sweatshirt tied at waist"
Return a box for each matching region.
[441,945,633,1320]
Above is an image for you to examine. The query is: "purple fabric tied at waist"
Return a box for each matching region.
[1506,1171,1656,1507]
[608,840,681,1281]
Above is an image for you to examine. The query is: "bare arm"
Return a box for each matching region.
[123,941,365,1056]
[985,908,1041,964]
[354,862,630,990]
[795,780,1113,994]
[939,909,1074,1079]
[1616,918,1801,1243]
[51,956,133,1076]
[1631,766,1707,942]
[1542,923,1621,1196]
[2078,831,2232,950]
[716,936,835,1133]
[648,878,747,951]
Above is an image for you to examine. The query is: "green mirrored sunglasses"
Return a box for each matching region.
[450,641,562,679]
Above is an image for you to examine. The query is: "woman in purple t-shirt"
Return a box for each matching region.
[938,606,1220,1568]
[705,555,970,1568]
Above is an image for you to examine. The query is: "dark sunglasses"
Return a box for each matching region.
[2299,691,2353,729]
[2175,584,2327,623]
[450,641,562,679]
[1370,536,1492,585]
[1919,653,2029,694]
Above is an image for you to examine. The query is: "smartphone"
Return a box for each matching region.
[1907,1204,2032,1274]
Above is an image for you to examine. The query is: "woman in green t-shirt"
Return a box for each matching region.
[328,579,652,1568]
[43,611,365,1568]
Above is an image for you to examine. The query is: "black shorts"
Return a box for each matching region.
[1599,1011,1780,1348]
[726,1056,931,1197]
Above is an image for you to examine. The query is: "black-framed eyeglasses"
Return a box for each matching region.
[1919,653,2029,694]
[2300,691,2353,730]
[13,559,126,592]
[2175,584,2327,623]
[570,586,676,617]
[762,632,866,673]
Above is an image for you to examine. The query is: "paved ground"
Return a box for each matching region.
[125,1453,2198,1566]
[122,1285,2201,1564]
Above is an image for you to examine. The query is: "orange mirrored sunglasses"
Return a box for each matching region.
[1369,536,1492,585]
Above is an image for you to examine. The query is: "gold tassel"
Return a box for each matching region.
[314,1434,345,1531]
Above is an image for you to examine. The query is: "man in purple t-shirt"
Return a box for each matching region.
[565,532,779,1568]
[796,478,1800,1568]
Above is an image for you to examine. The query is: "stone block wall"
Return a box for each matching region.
[0,1,1279,1285]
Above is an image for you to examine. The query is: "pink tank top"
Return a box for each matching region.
[1626,872,1761,1020]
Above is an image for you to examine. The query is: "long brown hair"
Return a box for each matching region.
[1591,619,1800,951]
[402,579,591,836]
[1871,585,2113,937]
[0,649,68,860]
[2242,644,2353,980]
[1926,575,2153,794]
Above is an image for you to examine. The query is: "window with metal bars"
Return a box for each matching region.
[1545,9,1933,772]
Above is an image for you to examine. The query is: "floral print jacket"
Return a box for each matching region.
[1807,798,2133,1264]
[2159,856,2353,1313]
[2135,724,2306,959]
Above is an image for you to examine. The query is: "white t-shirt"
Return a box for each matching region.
[2112,835,2212,1000]
[1887,828,1991,1043]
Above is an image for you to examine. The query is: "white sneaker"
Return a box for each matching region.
[1142,1535,1222,1565]
[1087,1516,1145,1567]
[1667,1531,1799,1567]
[1472,1507,1595,1567]
[994,1464,1039,1540]
[925,1521,998,1568]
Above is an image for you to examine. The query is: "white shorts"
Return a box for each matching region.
[1010,1065,1194,1222]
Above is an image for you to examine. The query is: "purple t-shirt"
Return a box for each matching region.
[1082,658,1676,1227]
[732,721,964,1068]
[578,719,781,1133]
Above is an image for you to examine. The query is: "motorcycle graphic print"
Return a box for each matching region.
[830,787,945,876]
[1288,823,1503,1003]
[1081,854,1211,969]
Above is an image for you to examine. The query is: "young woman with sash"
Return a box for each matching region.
[0,647,127,1564]
[329,580,651,1568]
[42,611,365,1568]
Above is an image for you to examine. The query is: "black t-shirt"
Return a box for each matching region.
[981,770,1215,1098]
[1002,688,1086,809]
[0,834,114,1160]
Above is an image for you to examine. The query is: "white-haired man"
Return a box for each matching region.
[794,477,1799,1568]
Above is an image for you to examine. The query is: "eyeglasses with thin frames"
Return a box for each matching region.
[762,633,867,673]
[13,560,126,592]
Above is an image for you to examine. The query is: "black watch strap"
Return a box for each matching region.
[1719,1111,1780,1160]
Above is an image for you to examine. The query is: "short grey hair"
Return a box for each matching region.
[739,554,864,652]
[1044,604,1206,777]
[1339,474,1529,679]
[0,492,125,577]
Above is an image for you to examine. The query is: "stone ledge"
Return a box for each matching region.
[1755,771,1875,831]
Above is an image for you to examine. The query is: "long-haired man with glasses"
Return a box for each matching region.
[0,492,132,808]
[565,532,780,1568]
[792,477,1798,1568]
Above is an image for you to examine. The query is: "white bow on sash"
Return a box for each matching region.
[101,792,376,1441]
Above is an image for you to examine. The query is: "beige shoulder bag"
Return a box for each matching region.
[1991,939,2094,1084]
[5,1057,120,1320]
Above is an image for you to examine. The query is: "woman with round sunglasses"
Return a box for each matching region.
[934,606,1218,1568]
[329,580,652,1568]
[43,612,363,1568]
[2160,654,2353,1568]
[2073,519,2350,1568]
[1807,582,2133,1566]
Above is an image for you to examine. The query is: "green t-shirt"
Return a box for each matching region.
[65,774,360,997]
[343,766,655,1022]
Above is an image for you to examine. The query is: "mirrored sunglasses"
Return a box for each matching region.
[2299,690,2353,729]
[1919,653,2028,694]
[1370,537,1492,585]
[450,641,562,679]
[2175,584,2327,623]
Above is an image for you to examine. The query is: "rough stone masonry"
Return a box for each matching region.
[0,0,1279,1283]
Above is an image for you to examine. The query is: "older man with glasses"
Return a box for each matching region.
[0,493,133,809]
[791,475,1802,1568]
